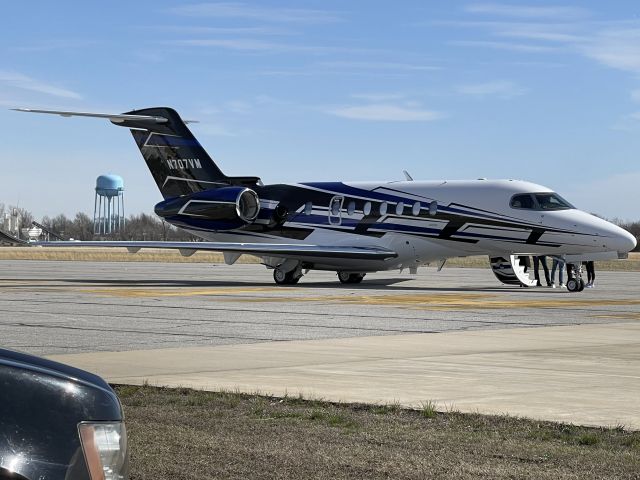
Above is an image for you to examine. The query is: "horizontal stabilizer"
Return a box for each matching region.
[32,241,398,261]
[12,108,170,124]
[13,108,199,124]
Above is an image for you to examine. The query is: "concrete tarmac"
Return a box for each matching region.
[49,322,640,429]
[1,260,639,427]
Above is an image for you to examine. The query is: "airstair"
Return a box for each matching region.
[489,255,537,287]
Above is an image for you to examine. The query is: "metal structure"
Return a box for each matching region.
[31,220,65,241]
[2,210,21,237]
[93,174,125,235]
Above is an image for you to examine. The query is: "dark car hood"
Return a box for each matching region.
[0,348,111,393]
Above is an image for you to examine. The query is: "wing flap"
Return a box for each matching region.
[32,241,398,260]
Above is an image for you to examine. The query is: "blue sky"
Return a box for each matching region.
[1,1,639,220]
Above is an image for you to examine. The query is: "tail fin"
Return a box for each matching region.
[14,106,261,198]
[119,107,232,198]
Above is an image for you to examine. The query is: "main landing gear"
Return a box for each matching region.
[273,268,302,285]
[272,268,366,285]
[337,272,366,284]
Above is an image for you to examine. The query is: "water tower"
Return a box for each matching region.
[94,174,125,235]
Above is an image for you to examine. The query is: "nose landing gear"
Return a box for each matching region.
[566,262,585,292]
[566,277,585,292]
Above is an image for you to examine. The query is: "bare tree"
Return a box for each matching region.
[70,213,94,240]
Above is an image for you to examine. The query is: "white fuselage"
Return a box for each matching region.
[184,179,636,272]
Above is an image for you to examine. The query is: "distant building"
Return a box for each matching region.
[2,210,21,237]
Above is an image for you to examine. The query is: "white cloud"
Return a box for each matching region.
[326,104,443,122]
[580,29,640,74]
[456,80,527,98]
[167,3,340,23]
[610,111,640,131]
[445,9,640,79]
[168,38,378,55]
[170,38,285,51]
[140,25,292,36]
[316,61,441,72]
[350,92,409,102]
[10,39,99,53]
[464,3,589,19]
[450,40,559,53]
[0,71,82,99]
[495,28,583,42]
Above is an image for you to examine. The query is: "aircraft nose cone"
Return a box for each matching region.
[619,228,637,253]
[606,223,637,254]
[595,218,637,254]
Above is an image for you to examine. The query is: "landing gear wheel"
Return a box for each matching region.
[273,268,301,285]
[577,279,585,292]
[337,272,365,284]
[566,278,580,292]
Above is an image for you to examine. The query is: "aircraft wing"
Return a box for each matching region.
[32,241,398,261]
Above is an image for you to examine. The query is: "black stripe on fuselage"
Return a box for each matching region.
[526,229,545,244]
[166,182,586,248]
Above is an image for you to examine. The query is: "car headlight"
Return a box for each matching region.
[78,421,128,480]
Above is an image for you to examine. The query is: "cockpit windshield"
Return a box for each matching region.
[510,193,574,211]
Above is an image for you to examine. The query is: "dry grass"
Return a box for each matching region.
[0,247,260,264]
[0,247,638,271]
[115,385,640,480]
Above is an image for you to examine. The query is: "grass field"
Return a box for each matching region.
[1,247,639,271]
[116,385,640,480]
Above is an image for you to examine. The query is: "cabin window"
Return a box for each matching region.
[304,201,313,215]
[363,201,372,215]
[429,201,438,216]
[331,200,340,216]
[379,202,388,216]
[395,202,404,215]
[347,201,356,216]
[412,202,421,216]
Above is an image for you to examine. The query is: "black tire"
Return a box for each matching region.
[273,268,300,285]
[337,271,351,284]
[566,278,579,292]
[351,274,365,284]
[578,279,585,292]
[337,272,365,284]
[273,268,288,285]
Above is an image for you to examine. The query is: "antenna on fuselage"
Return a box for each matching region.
[403,170,414,181]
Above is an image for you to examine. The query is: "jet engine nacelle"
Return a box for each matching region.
[154,186,260,231]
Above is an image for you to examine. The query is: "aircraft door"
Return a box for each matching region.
[328,196,343,225]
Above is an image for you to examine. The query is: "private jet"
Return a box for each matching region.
[15,107,637,292]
